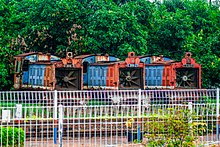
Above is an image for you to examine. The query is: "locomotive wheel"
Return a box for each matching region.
[176,68,198,88]
[119,68,143,90]
[55,68,81,90]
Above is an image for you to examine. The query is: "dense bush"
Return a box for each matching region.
[0,127,25,146]
[143,108,206,147]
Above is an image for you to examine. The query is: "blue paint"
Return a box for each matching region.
[164,57,171,61]
[83,73,88,85]
[109,56,118,61]
[82,56,95,86]
[137,125,141,142]
[82,56,95,64]
[145,66,164,86]
[127,131,143,143]
[50,55,61,61]
[54,128,57,144]
[140,57,151,64]
[25,55,38,62]
[140,57,171,63]
[22,71,29,84]
[88,65,108,87]
[28,64,46,86]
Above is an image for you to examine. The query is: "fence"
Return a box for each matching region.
[0,89,219,147]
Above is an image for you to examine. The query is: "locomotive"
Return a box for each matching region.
[14,51,201,90]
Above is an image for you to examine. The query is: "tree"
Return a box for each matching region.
[84,0,148,58]
[148,5,193,59]
[0,1,21,90]
[182,0,220,87]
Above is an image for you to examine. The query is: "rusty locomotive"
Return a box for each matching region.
[14,51,201,90]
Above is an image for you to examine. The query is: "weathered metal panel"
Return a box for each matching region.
[140,56,172,64]
[28,64,46,86]
[15,52,36,57]
[95,55,109,62]
[106,63,119,89]
[95,55,119,62]
[140,57,151,64]
[50,55,61,61]
[82,56,96,64]
[145,65,164,87]
[162,66,173,88]
[83,73,88,85]
[22,71,29,84]
[38,54,51,61]
[23,53,60,62]
[88,65,108,87]
[109,56,118,62]
[164,57,171,61]
[24,54,38,62]
[44,65,54,88]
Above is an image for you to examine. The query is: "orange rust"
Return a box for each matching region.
[162,66,174,87]
[95,55,109,62]
[44,65,55,89]
[106,63,119,88]
[125,52,140,65]
[14,52,37,57]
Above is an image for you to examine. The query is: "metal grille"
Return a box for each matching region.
[55,68,82,90]
[119,68,144,90]
[176,68,199,88]
[0,89,219,147]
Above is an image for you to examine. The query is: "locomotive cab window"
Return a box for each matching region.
[22,59,29,71]
[83,61,89,73]
[15,60,21,73]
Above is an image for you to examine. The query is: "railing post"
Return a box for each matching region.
[59,104,63,147]
[54,90,58,144]
[138,89,141,118]
[188,102,193,135]
[137,89,142,142]
[216,88,219,141]
[188,102,192,120]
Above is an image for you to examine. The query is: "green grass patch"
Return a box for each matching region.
[87,100,109,106]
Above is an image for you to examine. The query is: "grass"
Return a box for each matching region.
[87,99,110,106]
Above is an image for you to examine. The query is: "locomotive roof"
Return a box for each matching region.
[74,54,94,59]
[74,54,117,59]
[15,52,37,57]
[90,61,122,65]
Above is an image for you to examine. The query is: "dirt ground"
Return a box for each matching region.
[24,136,220,147]
[25,137,144,147]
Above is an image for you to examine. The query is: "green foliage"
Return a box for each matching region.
[0,127,25,146]
[84,0,149,57]
[143,108,206,147]
[148,7,193,58]
[0,0,219,89]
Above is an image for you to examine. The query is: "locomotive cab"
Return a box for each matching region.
[140,54,175,89]
[14,52,61,90]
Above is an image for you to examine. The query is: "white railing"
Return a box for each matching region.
[0,89,219,146]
